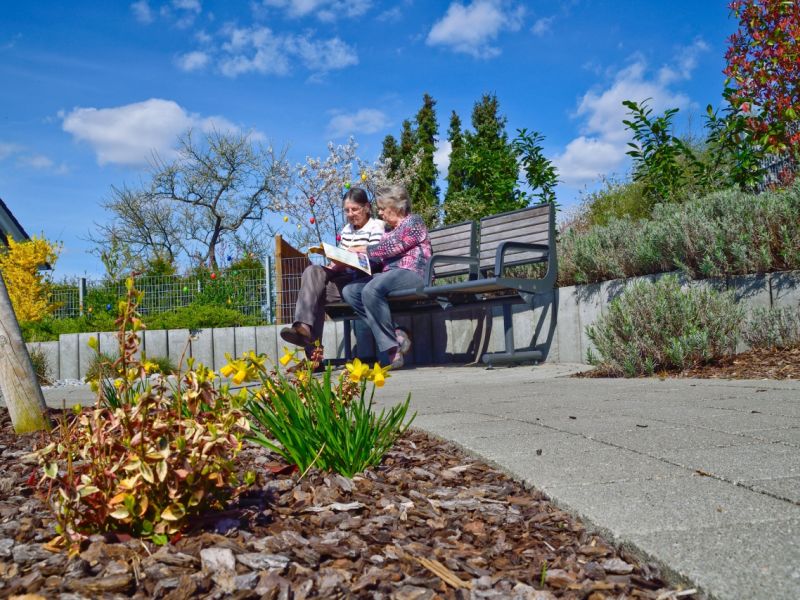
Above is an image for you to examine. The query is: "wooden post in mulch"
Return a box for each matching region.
[0,271,50,433]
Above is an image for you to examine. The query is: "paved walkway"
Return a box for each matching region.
[41,365,800,600]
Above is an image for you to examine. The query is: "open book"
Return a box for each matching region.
[308,241,371,275]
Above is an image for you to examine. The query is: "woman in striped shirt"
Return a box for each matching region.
[343,184,431,369]
[280,188,384,359]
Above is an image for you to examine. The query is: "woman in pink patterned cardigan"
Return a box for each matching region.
[344,184,431,369]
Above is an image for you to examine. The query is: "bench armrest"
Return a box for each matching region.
[494,241,549,275]
[424,254,479,285]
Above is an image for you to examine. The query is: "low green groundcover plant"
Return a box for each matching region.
[586,275,742,376]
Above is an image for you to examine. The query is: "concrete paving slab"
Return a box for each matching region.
[496,443,684,488]
[746,427,800,447]
[628,519,800,600]
[656,443,800,482]
[545,474,800,536]
[678,411,800,434]
[741,476,800,504]
[589,426,766,453]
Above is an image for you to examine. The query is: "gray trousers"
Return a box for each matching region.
[341,268,423,354]
[293,265,354,344]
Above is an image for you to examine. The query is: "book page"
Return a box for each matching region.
[317,241,371,275]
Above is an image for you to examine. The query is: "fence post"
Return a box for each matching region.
[78,277,87,316]
[265,255,273,324]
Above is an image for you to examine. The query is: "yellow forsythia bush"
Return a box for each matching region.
[0,234,60,321]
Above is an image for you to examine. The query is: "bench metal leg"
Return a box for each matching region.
[481,298,543,367]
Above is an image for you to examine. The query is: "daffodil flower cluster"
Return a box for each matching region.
[220,351,268,385]
[345,358,391,388]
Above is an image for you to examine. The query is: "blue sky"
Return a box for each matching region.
[1,0,734,279]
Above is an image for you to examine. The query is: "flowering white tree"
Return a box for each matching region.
[281,137,423,249]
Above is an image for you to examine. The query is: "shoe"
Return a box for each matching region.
[388,347,404,370]
[395,328,412,355]
[280,323,314,347]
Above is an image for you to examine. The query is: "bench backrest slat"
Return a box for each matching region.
[478,204,553,270]
[427,220,478,277]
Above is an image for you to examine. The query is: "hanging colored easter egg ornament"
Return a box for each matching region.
[361,172,367,182]
[336,234,342,242]
[283,216,289,222]
[210,272,217,280]
[106,303,112,311]
[309,217,315,224]
[344,182,351,189]
[309,196,315,206]
[183,286,189,293]
[88,306,93,313]
[297,224,302,230]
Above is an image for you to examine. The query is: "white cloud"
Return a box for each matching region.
[289,36,358,72]
[554,46,705,187]
[175,50,210,71]
[434,140,452,174]
[219,26,291,76]
[61,98,242,167]
[0,142,22,161]
[173,0,201,12]
[552,137,622,185]
[216,25,357,78]
[261,0,370,21]
[531,16,553,36]
[327,109,389,138]
[426,0,524,59]
[130,0,154,23]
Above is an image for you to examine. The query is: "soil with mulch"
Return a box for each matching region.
[0,411,697,600]
[578,346,800,380]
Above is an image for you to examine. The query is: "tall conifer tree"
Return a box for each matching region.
[380,134,400,177]
[466,93,521,216]
[412,93,440,227]
[399,120,416,165]
[444,110,467,224]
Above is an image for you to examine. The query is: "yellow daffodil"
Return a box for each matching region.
[369,362,390,387]
[295,370,308,383]
[220,363,236,378]
[142,361,159,374]
[345,358,370,382]
[279,346,298,367]
[233,368,248,385]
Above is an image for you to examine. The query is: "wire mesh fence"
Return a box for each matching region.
[48,267,277,323]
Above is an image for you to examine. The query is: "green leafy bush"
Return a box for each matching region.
[744,305,800,350]
[37,278,253,549]
[586,275,743,376]
[241,352,415,478]
[560,184,800,286]
[144,303,260,330]
[21,304,259,342]
[21,313,117,342]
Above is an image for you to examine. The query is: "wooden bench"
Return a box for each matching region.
[421,203,557,365]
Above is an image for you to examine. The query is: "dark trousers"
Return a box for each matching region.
[293,265,354,344]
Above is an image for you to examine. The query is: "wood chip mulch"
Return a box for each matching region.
[0,409,698,599]
[578,346,800,380]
